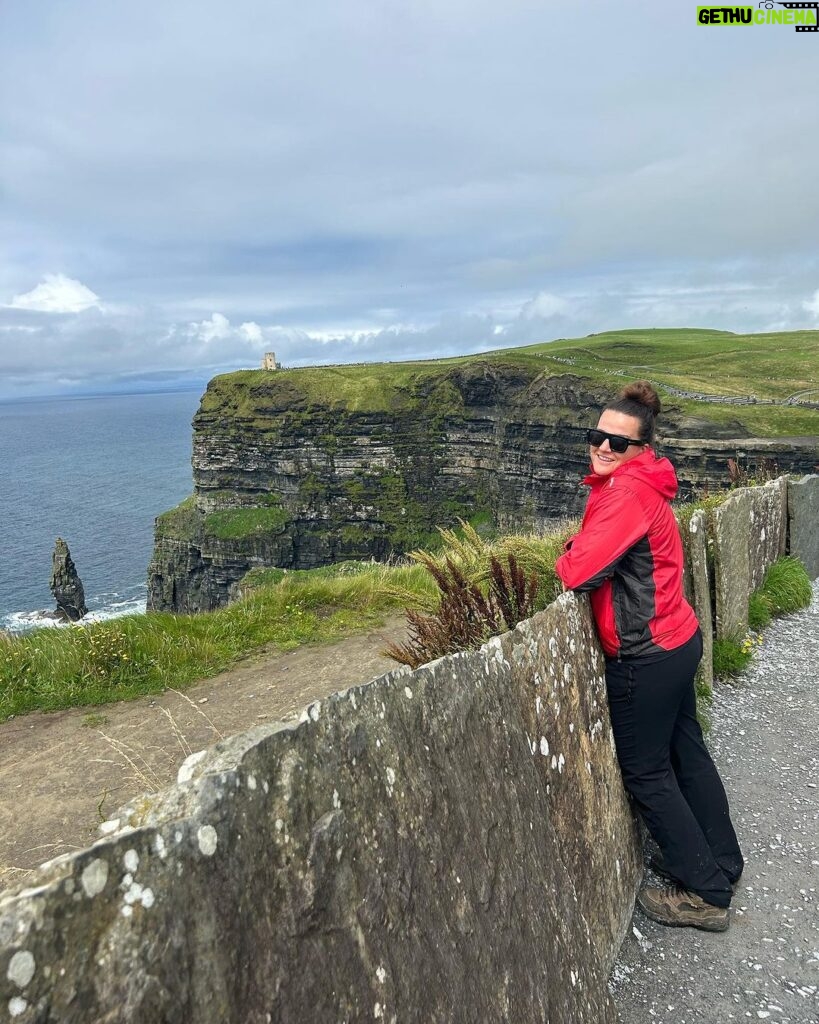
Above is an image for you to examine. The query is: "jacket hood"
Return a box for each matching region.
[583,447,679,500]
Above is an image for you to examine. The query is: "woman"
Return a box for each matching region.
[554,381,744,932]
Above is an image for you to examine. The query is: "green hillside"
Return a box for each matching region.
[204,328,819,437]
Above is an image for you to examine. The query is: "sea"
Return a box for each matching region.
[1,390,203,634]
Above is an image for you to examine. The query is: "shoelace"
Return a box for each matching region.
[658,883,696,902]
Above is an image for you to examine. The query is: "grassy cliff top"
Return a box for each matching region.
[199,328,819,436]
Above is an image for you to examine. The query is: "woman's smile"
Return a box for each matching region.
[589,410,645,476]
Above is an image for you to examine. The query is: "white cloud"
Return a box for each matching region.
[802,289,819,321]
[190,312,231,344]
[9,274,101,314]
[239,321,263,345]
[521,291,569,321]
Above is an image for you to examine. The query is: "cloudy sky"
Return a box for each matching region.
[2,0,818,399]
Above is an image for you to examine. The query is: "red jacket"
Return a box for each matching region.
[554,448,698,659]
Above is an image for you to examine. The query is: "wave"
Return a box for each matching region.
[2,592,148,636]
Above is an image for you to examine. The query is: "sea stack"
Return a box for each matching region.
[50,538,88,622]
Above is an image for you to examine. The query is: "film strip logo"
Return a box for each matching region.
[769,1,819,31]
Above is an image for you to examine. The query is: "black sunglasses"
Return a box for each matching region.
[585,428,645,454]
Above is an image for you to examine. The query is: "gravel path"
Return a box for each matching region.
[611,580,819,1024]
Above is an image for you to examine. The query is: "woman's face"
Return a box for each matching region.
[589,410,646,477]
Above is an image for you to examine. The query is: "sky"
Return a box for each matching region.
[1,0,819,399]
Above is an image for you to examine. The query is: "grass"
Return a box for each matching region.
[754,555,812,616]
[674,491,729,534]
[748,555,812,631]
[747,592,773,631]
[408,519,571,612]
[154,496,199,539]
[203,505,290,540]
[712,632,757,679]
[156,495,293,543]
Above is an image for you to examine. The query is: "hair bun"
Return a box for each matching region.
[619,380,661,417]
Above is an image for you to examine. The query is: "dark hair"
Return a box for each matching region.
[604,380,661,445]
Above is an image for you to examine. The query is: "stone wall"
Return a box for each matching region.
[0,597,641,1024]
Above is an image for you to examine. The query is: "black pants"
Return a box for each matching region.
[605,629,744,908]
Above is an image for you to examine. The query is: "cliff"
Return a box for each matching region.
[148,354,817,613]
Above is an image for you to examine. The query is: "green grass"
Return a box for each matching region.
[237,560,375,590]
[156,495,293,543]
[712,633,755,679]
[747,592,773,631]
[755,555,812,616]
[154,496,199,539]
[674,492,729,533]
[749,555,812,633]
[203,505,290,540]
[3,510,811,721]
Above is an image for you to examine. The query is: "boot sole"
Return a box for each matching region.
[637,896,730,933]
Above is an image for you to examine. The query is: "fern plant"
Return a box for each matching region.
[384,552,539,669]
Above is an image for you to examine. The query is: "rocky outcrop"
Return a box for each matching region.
[0,595,640,1023]
[49,538,87,622]
[148,364,819,613]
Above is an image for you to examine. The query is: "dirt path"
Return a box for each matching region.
[0,615,407,894]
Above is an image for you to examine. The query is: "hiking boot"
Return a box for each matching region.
[637,884,730,933]
[649,851,742,894]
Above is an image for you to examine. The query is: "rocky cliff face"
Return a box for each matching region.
[148,364,818,613]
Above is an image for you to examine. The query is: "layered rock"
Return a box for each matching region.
[148,364,819,613]
[49,538,87,622]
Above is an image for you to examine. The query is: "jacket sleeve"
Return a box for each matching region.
[554,483,649,593]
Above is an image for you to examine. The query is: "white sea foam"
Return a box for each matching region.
[2,596,148,635]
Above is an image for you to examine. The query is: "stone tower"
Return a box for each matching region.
[262,352,278,370]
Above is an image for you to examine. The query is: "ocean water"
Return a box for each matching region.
[1,390,202,633]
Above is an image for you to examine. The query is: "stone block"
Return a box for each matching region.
[713,478,792,639]
[686,510,713,694]
[712,489,753,639]
[747,477,788,592]
[788,474,819,579]
[0,603,641,1024]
